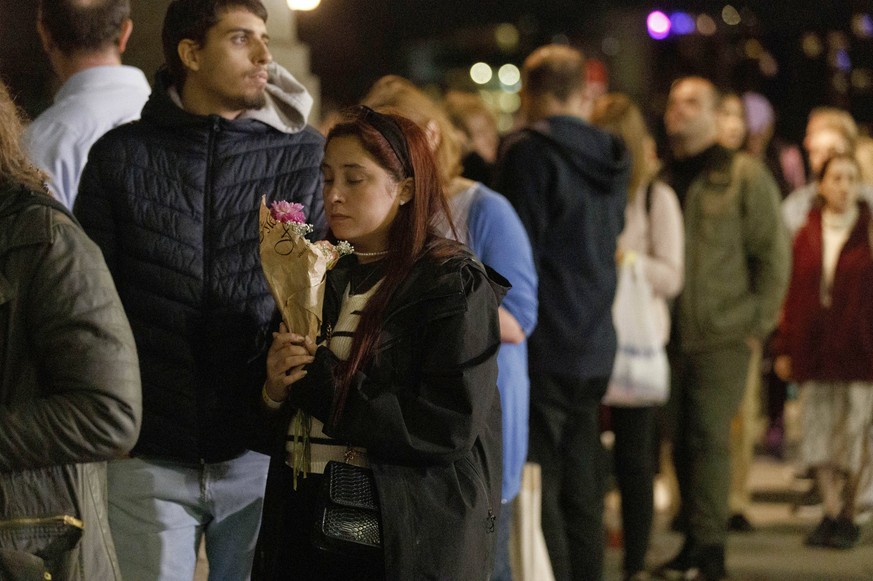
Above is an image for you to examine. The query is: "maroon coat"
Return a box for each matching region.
[775,201,873,382]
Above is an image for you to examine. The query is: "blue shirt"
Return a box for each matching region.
[24,65,151,209]
[443,182,539,502]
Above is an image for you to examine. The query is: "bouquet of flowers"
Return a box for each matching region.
[259,197,352,488]
[258,197,352,342]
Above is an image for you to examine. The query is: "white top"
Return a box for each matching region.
[24,65,151,209]
[286,283,379,474]
[783,182,873,238]
[820,205,858,307]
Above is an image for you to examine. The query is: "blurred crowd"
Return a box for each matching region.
[2,1,873,581]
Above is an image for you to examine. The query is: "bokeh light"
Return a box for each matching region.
[802,33,824,58]
[470,62,493,85]
[286,0,320,10]
[498,64,521,87]
[697,14,717,36]
[853,14,873,38]
[647,11,671,40]
[721,5,741,26]
[497,92,521,113]
[744,39,764,59]
[495,23,520,52]
[670,12,696,35]
[851,68,873,89]
[835,49,852,72]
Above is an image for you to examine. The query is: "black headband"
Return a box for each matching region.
[354,105,415,177]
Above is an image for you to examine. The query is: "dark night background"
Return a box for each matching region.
[3,0,873,146]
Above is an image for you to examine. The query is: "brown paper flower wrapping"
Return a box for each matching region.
[258,197,344,341]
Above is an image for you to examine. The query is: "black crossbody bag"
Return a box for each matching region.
[311,458,383,559]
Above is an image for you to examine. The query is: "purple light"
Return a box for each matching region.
[836,49,852,72]
[647,11,672,40]
[670,11,696,35]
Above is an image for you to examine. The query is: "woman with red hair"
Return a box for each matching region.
[256,106,507,580]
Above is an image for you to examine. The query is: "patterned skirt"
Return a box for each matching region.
[799,380,873,473]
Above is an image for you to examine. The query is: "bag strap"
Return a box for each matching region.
[644,180,655,217]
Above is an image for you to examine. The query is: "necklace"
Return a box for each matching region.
[354,249,390,257]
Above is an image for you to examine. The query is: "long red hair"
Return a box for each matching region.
[325,107,460,424]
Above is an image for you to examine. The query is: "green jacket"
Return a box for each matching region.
[0,186,141,580]
[674,147,790,351]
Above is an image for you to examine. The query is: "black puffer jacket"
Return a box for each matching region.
[75,66,325,462]
[261,246,507,580]
[0,186,141,580]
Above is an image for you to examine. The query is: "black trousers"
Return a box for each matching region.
[610,405,656,575]
[253,456,385,581]
[528,373,610,581]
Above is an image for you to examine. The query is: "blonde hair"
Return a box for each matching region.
[443,91,497,139]
[591,92,650,199]
[361,76,462,188]
[0,82,47,194]
[856,135,873,186]
[805,107,858,152]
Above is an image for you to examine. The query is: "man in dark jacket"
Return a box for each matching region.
[73,0,324,578]
[656,77,789,581]
[493,44,628,581]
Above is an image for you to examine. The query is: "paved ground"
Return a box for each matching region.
[193,401,873,580]
[604,454,873,581]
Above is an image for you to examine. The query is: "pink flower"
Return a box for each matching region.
[270,200,306,224]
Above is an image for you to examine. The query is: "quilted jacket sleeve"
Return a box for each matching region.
[0,209,142,472]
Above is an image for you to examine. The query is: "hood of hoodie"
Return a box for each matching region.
[145,62,312,133]
[526,116,629,193]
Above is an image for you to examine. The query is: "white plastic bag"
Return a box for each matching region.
[603,257,670,407]
[509,463,555,581]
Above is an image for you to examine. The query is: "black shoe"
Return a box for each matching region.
[804,516,836,547]
[827,516,860,549]
[693,544,726,580]
[654,540,698,580]
[727,513,755,533]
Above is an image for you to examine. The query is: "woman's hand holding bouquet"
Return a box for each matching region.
[259,197,352,401]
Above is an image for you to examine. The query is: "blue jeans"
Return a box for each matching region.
[108,450,270,581]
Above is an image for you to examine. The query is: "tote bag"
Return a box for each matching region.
[603,257,670,407]
[509,463,555,581]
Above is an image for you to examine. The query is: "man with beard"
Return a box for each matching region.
[73,1,324,579]
[656,77,789,581]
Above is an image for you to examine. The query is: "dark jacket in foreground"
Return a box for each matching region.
[263,247,506,580]
[0,186,141,580]
[493,116,629,379]
[774,201,873,382]
[75,66,324,463]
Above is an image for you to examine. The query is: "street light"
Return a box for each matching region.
[287,0,320,10]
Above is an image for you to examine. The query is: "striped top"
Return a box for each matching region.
[285,280,380,474]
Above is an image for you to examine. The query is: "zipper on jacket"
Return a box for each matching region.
[461,456,496,534]
[0,514,84,530]
[203,116,222,315]
[198,116,221,459]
